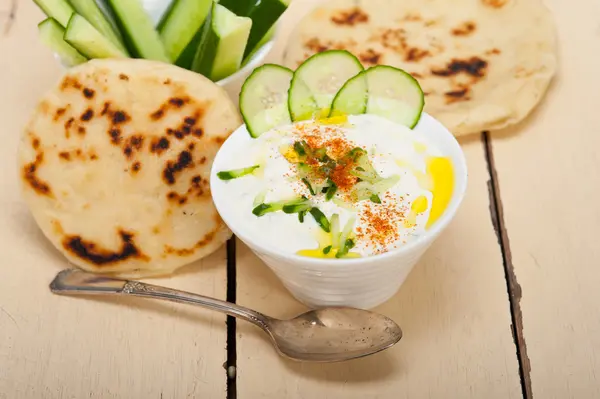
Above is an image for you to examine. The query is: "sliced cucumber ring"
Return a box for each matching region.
[288,50,364,121]
[239,64,294,138]
[365,65,425,128]
[330,70,368,117]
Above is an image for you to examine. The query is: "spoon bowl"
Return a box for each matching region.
[266,307,402,362]
[50,269,403,362]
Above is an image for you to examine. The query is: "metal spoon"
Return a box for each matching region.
[50,269,402,362]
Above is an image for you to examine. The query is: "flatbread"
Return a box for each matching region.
[282,0,558,136]
[18,58,241,278]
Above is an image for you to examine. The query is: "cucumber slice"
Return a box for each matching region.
[239,64,293,138]
[33,0,74,27]
[243,0,288,59]
[191,3,252,82]
[38,18,87,66]
[288,50,364,121]
[158,0,212,61]
[64,13,127,59]
[330,70,368,117]
[365,65,425,128]
[288,78,319,122]
[67,0,127,54]
[104,0,170,62]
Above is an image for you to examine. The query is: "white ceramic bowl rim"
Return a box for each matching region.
[210,112,469,267]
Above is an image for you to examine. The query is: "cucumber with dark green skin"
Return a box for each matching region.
[243,0,288,58]
[103,0,170,62]
[33,0,74,27]
[38,18,87,66]
[219,0,256,16]
[158,0,213,61]
[191,3,252,81]
[67,0,127,54]
[175,25,205,69]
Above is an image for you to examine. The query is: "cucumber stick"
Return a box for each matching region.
[104,0,170,62]
[64,13,127,59]
[244,0,288,59]
[288,50,363,121]
[67,0,127,54]
[158,0,213,61]
[38,18,87,66]
[33,0,74,27]
[239,64,293,138]
[191,3,252,82]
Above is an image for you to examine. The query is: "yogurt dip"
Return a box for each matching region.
[213,113,454,259]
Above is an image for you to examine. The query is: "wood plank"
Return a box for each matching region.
[235,136,522,398]
[488,0,600,397]
[0,3,227,398]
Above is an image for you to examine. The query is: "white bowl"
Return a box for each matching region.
[210,113,469,310]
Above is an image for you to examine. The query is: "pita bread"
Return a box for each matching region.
[18,58,241,278]
[282,0,558,136]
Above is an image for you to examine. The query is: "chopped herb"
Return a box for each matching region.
[298,210,307,223]
[323,245,332,254]
[325,182,338,201]
[321,186,329,194]
[293,141,308,157]
[217,165,260,180]
[282,197,311,214]
[302,178,316,195]
[370,194,382,204]
[252,203,280,216]
[309,207,330,232]
[336,239,356,258]
[356,166,365,172]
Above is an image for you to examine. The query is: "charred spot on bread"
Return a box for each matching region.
[31,136,40,150]
[62,229,149,266]
[431,57,488,78]
[54,107,68,121]
[60,76,82,91]
[112,110,130,124]
[80,108,94,122]
[359,49,382,65]
[163,151,194,185]
[109,128,122,145]
[150,137,170,154]
[452,21,476,36]
[119,74,129,81]
[331,7,369,26]
[23,153,52,196]
[82,88,95,99]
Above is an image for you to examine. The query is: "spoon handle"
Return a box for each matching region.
[50,269,271,328]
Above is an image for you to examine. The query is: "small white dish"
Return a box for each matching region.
[210,113,469,310]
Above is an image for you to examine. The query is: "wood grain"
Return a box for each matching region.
[235,138,522,398]
[489,0,600,397]
[0,3,228,398]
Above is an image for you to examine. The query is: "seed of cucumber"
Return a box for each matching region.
[104,0,170,62]
[288,50,364,121]
[158,0,213,61]
[64,13,127,59]
[364,65,425,128]
[240,64,293,138]
[33,0,74,27]
[217,165,260,180]
[68,0,127,54]
[191,3,252,82]
[243,0,289,59]
[330,70,368,117]
[38,18,87,67]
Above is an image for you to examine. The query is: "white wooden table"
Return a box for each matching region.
[1,0,599,397]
